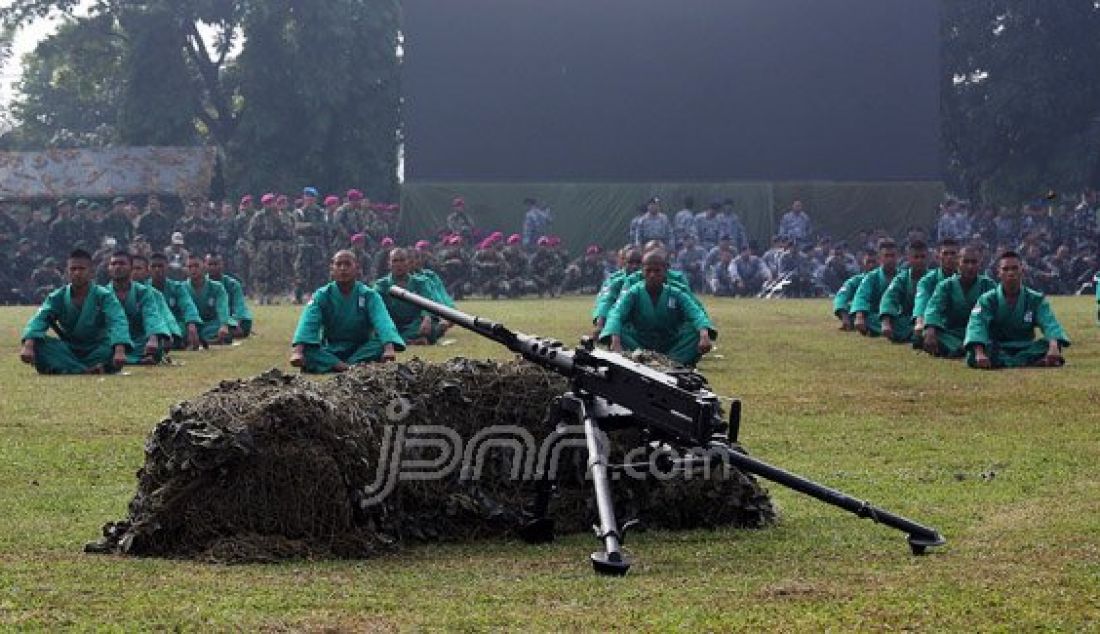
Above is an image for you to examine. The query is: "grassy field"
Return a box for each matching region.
[0,295,1097,631]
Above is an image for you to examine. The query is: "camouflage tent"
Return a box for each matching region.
[0,147,215,200]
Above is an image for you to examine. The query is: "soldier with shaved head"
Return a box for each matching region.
[599,250,716,366]
[290,250,404,373]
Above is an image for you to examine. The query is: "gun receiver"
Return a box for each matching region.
[388,286,946,575]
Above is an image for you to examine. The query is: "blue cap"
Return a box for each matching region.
[303,187,319,198]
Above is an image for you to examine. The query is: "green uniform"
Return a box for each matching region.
[923,274,997,357]
[913,267,951,325]
[879,267,927,344]
[964,285,1070,368]
[291,281,405,373]
[374,273,445,343]
[144,284,182,339]
[185,276,231,343]
[599,281,716,366]
[850,266,897,336]
[21,285,132,374]
[593,269,702,324]
[418,268,455,308]
[152,279,201,346]
[212,274,253,336]
[108,281,172,364]
[833,272,865,319]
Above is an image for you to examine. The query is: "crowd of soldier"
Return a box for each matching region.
[651,192,1100,300]
[0,188,401,305]
[832,238,1080,370]
[18,247,254,375]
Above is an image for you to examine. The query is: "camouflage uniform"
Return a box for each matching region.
[437,244,472,299]
[501,244,529,296]
[472,246,508,298]
[30,261,64,303]
[48,215,81,261]
[293,204,329,301]
[247,207,294,300]
[529,246,563,296]
[135,209,175,252]
[562,254,605,294]
[331,203,365,251]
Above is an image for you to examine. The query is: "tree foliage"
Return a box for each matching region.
[2,15,123,148]
[942,1,1100,203]
[0,0,400,198]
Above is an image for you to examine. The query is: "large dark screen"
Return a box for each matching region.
[402,0,940,181]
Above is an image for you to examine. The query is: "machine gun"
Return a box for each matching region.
[388,286,946,575]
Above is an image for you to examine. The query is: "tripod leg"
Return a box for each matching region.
[582,408,631,576]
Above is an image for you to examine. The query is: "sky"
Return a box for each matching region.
[1,13,65,109]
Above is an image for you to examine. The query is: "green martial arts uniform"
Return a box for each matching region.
[833,272,865,319]
[599,281,716,366]
[963,285,1070,368]
[186,276,231,343]
[592,270,628,323]
[374,273,445,343]
[109,281,172,364]
[212,274,253,336]
[21,284,132,374]
[593,269,701,324]
[913,267,950,325]
[850,266,898,336]
[145,284,182,339]
[291,281,405,373]
[879,267,927,344]
[418,269,455,308]
[152,279,201,345]
[923,274,997,357]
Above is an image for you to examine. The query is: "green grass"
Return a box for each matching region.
[0,296,1098,631]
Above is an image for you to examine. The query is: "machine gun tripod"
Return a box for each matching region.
[388,286,946,576]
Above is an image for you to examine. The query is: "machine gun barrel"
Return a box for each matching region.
[387,286,576,375]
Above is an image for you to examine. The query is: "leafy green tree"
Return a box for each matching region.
[942,1,1100,203]
[1,0,399,198]
[3,15,123,148]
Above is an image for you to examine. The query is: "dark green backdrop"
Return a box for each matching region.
[399,181,944,252]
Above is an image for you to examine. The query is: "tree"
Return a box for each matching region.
[229,0,400,199]
[4,15,123,148]
[942,1,1100,203]
[1,0,400,199]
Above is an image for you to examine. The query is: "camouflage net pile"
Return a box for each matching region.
[89,359,775,563]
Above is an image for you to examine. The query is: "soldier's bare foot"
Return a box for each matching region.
[138,356,157,366]
[332,362,350,372]
[84,364,104,374]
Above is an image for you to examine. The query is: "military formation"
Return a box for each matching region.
[19,248,253,374]
[11,189,1100,375]
[833,239,1075,369]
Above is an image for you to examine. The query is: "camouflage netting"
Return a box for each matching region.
[89,359,775,563]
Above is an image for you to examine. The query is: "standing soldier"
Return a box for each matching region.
[293,187,329,303]
[47,199,79,261]
[521,198,553,250]
[135,194,174,252]
[247,193,294,305]
[24,207,52,255]
[631,197,673,246]
[102,197,135,249]
[672,196,697,252]
[332,189,366,251]
[446,197,474,240]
